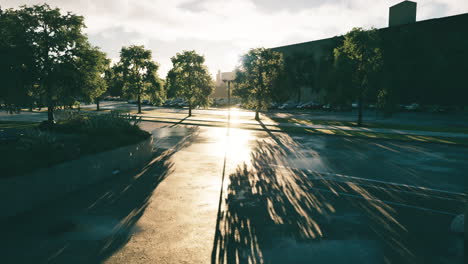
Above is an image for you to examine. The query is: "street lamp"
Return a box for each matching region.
[222,72,236,109]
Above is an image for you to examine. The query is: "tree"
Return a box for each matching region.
[105,63,125,97]
[76,45,109,111]
[119,45,162,114]
[166,50,214,116]
[234,48,284,120]
[0,7,36,113]
[16,4,88,122]
[333,28,382,126]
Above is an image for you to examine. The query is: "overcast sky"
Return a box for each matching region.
[3,0,468,78]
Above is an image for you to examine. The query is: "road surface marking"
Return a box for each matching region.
[309,186,459,216]
[269,164,466,197]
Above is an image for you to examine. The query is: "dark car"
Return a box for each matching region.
[297,101,322,110]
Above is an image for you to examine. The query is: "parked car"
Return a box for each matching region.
[297,101,322,110]
[322,104,332,111]
[404,103,420,111]
[278,102,298,110]
[268,102,279,110]
[334,104,352,112]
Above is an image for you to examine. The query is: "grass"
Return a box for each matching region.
[0,113,150,178]
[269,117,468,134]
[267,125,468,146]
[0,121,39,130]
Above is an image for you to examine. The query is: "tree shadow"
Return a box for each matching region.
[170,115,190,127]
[0,129,198,264]
[211,122,464,264]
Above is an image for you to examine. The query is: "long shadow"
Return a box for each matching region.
[211,120,465,264]
[0,130,197,264]
[169,115,190,128]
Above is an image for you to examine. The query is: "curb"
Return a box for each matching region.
[0,136,153,220]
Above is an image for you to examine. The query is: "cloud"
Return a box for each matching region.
[2,0,468,77]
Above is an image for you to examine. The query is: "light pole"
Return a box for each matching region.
[222,80,233,108]
[222,72,236,121]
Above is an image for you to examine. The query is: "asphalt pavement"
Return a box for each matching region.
[0,108,466,263]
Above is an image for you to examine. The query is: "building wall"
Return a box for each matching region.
[270,12,468,106]
[212,70,234,98]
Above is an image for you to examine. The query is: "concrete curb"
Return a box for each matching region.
[0,136,153,220]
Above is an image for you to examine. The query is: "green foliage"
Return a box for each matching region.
[0,7,36,112]
[118,45,163,112]
[234,48,284,118]
[77,45,110,104]
[1,111,150,177]
[0,4,110,120]
[333,27,382,97]
[331,28,382,125]
[166,50,214,113]
[54,111,146,136]
[105,63,125,97]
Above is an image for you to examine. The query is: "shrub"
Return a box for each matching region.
[1,111,150,177]
[53,111,149,138]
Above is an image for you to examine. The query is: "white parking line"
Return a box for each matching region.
[299,174,462,202]
[308,186,459,216]
[269,164,466,197]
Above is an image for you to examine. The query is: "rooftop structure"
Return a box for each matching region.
[389,1,417,27]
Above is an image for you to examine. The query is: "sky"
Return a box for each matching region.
[3,0,468,78]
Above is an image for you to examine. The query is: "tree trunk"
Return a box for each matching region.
[96,98,100,111]
[297,86,301,102]
[46,83,55,122]
[188,103,192,117]
[357,94,363,126]
[137,94,142,114]
[255,96,261,121]
[227,81,231,108]
[47,104,54,122]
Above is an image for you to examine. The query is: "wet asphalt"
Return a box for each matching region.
[0,117,466,263]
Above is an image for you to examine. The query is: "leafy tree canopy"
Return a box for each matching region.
[0,4,108,122]
[332,27,382,125]
[166,50,214,116]
[234,47,284,120]
[118,45,163,113]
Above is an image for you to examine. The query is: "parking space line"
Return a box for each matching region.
[268,164,466,197]
[309,186,459,216]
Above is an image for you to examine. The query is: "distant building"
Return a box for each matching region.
[270,1,468,106]
[212,70,235,99]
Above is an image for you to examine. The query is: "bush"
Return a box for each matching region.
[54,111,148,137]
[1,111,150,177]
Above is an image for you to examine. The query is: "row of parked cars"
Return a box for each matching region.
[269,101,458,113]
[127,99,158,106]
[399,104,461,113]
[270,101,354,111]
[163,98,189,108]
